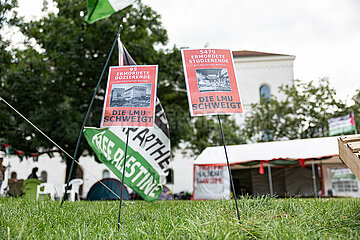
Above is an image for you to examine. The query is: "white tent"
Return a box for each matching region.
[193,136,345,200]
[195,136,339,166]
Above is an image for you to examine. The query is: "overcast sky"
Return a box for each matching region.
[17,0,360,101]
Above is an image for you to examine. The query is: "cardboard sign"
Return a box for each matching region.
[100,65,158,128]
[181,49,243,116]
[193,165,230,200]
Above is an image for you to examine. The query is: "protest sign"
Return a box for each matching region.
[193,165,230,200]
[181,49,243,116]
[100,65,158,128]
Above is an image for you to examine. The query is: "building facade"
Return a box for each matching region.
[124,86,146,99]
[232,51,295,124]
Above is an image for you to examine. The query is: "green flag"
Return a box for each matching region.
[85,0,135,24]
[84,127,167,201]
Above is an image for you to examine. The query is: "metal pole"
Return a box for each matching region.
[217,115,241,224]
[61,25,123,207]
[352,112,358,134]
[311,160,318,198]
[117,129,130,231]
[116,31,129,231]
[267,165,274,197]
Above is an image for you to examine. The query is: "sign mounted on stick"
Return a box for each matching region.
[100,65,158,128]
[181,49,243,116]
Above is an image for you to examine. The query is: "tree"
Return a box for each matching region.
[187,116,245,156]
[242,78,349,142]
[0,0,20,142]
[1,0,186,181]
[0,0,242,181]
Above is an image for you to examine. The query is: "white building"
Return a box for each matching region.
[233,50,295,123]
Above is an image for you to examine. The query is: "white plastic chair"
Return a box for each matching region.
[62,178,83,201]
[36,183,56,201]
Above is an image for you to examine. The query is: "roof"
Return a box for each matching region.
[194,136,341,166]
[232,50,291,58]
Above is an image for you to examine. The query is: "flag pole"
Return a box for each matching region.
[217,115,241,224]
[116,32,128,231]
[61,25,123,207]
[352,112,358,134]
[117,129,129,231]
[311,160,318,198]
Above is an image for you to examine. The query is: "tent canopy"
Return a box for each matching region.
[195,136,340,166]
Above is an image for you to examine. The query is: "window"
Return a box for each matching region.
[260,85,271,100]
[10,172,17,179]
[166,169,173,184]
[103,170,110,179]
[261,130,273,142]
[40,171,47,182]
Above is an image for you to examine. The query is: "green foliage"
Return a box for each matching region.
[189,116,245,155]
[2,197,360,239]
[0,0,20,144]
[0,0,243,163]
[0,0,188,155]
[243,79,349,142]
[156,46,193,148]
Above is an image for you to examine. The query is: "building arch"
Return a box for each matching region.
[259,84,271,100]
[75,166,84,196]
[10,171,17,179]
[102,169,110,179]
[40,171,48,182]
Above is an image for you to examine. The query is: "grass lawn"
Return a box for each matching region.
[1,197,360,239]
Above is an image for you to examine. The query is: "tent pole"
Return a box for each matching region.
[267,165,274,197]
[217,115,241,224]
[311,160,318,198]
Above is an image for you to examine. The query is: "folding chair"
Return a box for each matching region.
[62,178,83,201]
[37,183,56,200]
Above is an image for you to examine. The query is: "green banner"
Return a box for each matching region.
[84,127,163,201]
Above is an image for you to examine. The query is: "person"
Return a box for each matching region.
[27,167,39,179]
[0,153,7,191]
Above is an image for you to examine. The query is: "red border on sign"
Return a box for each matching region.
[100,65,158,128]
[182,49,243,116]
